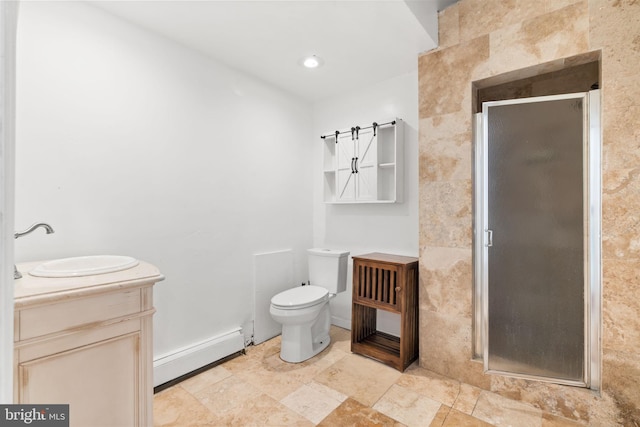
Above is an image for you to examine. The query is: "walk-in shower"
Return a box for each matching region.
[473,91,601,389]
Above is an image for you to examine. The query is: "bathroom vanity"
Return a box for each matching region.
[13,259,164,427]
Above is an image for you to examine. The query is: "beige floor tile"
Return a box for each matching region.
[281,383,344,424]
[328,325,352,353]
[263,326,349,372]
[314,353,402,406]
[179,365,232,395]
[373,384,443,427]
[442,408,494,426]
[192,375,263,417]
[307,380,348,403]
[257,334,283,357]
[221,350,261,373]
[429,405,452,427]
[223,335,281,371]
[231,358,307,400]
[153,331,588,427]
[260,341,349,385]
[473,390,543,427]
[452,383,482,415]
[317,397,406,427]
[224,331,349,398]
[397,364,461,406]
[153,385,219,427]
[541,412,584,426]
[290,348,350,384]
[218,393,313,427]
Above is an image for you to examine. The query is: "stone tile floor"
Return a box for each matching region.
[154,326,583,426]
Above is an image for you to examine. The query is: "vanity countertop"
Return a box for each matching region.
[14,260,165,307]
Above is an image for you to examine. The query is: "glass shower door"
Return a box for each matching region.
[479,93,595,386]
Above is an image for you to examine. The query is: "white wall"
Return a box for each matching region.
[15,0,419,380]
[15,1,313,368]
[312,71,420,330]
[0,0,18,404]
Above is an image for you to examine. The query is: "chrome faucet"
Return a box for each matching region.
[14,223,55,279]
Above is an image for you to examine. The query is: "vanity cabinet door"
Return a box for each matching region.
[18,331,141,427]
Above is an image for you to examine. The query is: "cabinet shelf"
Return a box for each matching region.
[322,118,403,204]
[354,331,400,356]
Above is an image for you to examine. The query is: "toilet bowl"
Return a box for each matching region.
[270,285,331,363]
[270,248,349,363]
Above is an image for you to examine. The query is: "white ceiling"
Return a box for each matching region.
[92,0,457,102]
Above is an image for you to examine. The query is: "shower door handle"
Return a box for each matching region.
[485,229,493,247]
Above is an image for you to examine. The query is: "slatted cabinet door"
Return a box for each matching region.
[353,257,401,311]
[351,253,419,372]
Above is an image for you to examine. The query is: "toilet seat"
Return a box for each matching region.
[271,286,329,310]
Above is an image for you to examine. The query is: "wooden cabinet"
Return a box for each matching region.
[351,253,418,371]
[14,261,163,427]
[323,118,403,204]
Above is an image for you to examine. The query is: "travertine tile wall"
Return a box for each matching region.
[418,0,639,423]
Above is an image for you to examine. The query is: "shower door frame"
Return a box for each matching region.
[473,90,601,390]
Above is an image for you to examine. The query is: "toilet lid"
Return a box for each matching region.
[271,286,329,310]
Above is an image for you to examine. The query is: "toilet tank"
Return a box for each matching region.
[308,248,350,294]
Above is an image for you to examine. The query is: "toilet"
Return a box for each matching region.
[270,248,349,363]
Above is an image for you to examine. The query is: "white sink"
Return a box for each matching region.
[29,255,139,278]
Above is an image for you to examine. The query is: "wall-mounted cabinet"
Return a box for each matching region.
[323,118,403,204]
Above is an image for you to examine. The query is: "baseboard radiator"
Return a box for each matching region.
[153,328,244,387]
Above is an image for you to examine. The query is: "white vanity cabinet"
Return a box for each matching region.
[323,118,403,204]
[13,261,164,427]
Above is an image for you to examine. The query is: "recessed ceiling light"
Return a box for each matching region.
[300,55,324,69]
